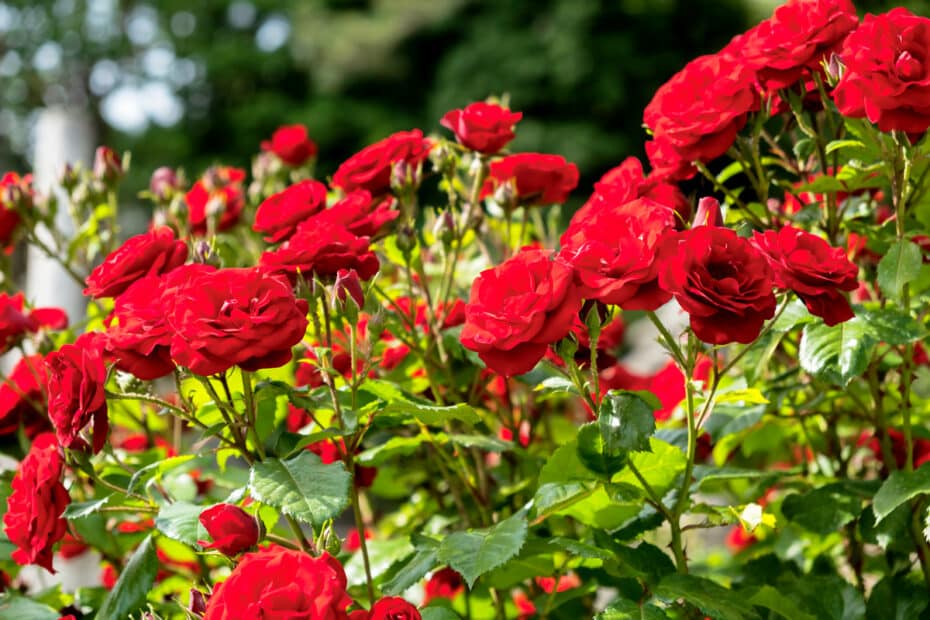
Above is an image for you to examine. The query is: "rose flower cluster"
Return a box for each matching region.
[4,0,930,616]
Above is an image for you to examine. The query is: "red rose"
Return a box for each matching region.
[535,573,581,594]
[198,504,260,556]
[259,221,380,283]
[186,166,246,235]
[332,130,430,194]
[261,124,318,166]
[644,54,760,180]
[202,547,352,620]
[3,433,69,573]
[253,180,329,243]
[423,567,465,604]
[47,340,108,453]
[833,8,930,134]
[725,0,857,91]
[480,153,579,206]
[0,292,68,353]
[0,354,49,438]
[0,172,28,250]
[658,226,776,344]
[93,146,123,184]
[367,597,421,620]
[83,226,188,299]
[558,197,676,311]
[318,191,399,239]
[461,249,583,376]
[440,101,522,154]
[166,267,309,376]
[752,226,858,326]
[105,275,175,380]
[577,157,691,223]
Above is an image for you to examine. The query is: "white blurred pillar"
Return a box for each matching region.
[26,107,93,320]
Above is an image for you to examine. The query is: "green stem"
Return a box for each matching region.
[241,369,265,461]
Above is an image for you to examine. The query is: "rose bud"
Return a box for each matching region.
[334,268,365,310]
[198,504,261,556]
[150,167,181,202]
[93,146,123,184]
[189,588,207,615]
[694,196,723,228]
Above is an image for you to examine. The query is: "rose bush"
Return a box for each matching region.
[5,2,930,618]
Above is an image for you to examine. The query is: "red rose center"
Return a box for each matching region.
[895,50,924,81]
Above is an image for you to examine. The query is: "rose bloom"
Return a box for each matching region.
[575,156,691,224]
[166,267,309,376]
[332,130,430,194]
[254,179,329,243]
[352,597,421,620]
[559,197,676,311]
[423,567,464,604]
[203,547,352,620]
[440,101,522,153]
[0,172,29,250]
[480,153,579,206]
[317,191,399,239]
[3,433,69,573]
[0,354,49,438]
[658,226,776,345]
[261,124,318,166]
[198,504,260,556]
[725,0,857,91]
[105,275,175,380]
[259,220,380,283]
[47,340,108,454]
[0,292,68,353]
[83,226,188,299]
[185,166,247,235]
[752,226,858,326]
[833,8,930,134]
[461,249,583,376]
[644,53,759,180]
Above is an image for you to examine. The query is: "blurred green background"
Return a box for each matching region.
[0,0,923,195]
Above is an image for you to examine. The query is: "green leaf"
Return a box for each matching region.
[781,483,866,535]
[249,451,351,527]
[873,463,930,523]
[449,434,512,452]
[127,455,195,494]
[598,599,668,619]
[856,306,923,345]
[154,501,209,547]
[825,139,865,155]
[382,400,481,426]
[437,512,528,587]
[344,536,414,587]
[382,542,440,596]
[63,494,113,519]
[538,440,599,485]
[357,435,432,466]
[599,390,656,453]
[799,318,875,386]
[577,423,627,478]
[656,574,759,620]
[0,594,60,620]
[770,298,815,332]
[877,240,922,300]
[532,482,598,523]
[420,608,462,620]
[97,534,159,619]
[747,585,816,620]
[612,542,676,587]
[612,438,686,496]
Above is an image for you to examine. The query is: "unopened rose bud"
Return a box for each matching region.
[395,224,418,254]
[150,167,180,201]
[825,53,844,85]
[93,146,123,184]
[694,196,723,228]
[189,588,207,615]
[433,210,456,247]
[493,178,517,209]
[194,240,219,266]
[198,503,261,556]
[366,311,385,340]
[252,150,279,182]
[390,160,421,194]
[333,268,365,310]
[317,522,342,556]
[60,163,79,192]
